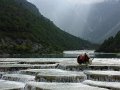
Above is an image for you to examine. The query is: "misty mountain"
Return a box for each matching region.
[0,0,94,56]
[96,31,120,53]
[30,0,120,44]
[82,0,120,43]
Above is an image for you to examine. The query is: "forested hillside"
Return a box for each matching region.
[96,31,120,53]
[0,0,94,56]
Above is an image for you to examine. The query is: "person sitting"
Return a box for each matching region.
[77,53,90,64]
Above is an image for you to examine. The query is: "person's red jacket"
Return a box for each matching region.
[84,54,90,62]
[80,55,85,62]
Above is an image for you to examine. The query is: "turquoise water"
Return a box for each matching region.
[11,52,120,58]
[94,53,120,58]
[11,54,64,58]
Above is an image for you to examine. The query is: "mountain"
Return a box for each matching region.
[0,0,94,56]
[82,0,120,43]
[96,31,120,53]
[43,0,120,43]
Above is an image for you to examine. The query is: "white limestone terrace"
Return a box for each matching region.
[0,58,120,65]
[63,50,95,57]
[84,70,120,82]
[0,64,32,68]
[58,59,79,66]
[0,64,39,72]
[0,80,25,90]
[0,58,75,64]
[89,58,120,70]
[20,69,58,75]
[0,64,57,68]
[84,70,120,76]
[0,72,5,79]
[59,58,120,66]
[2,74,35,82]
[35,69,86,82]
[20,68,85,76]
[0,62,18,64]
[57,59,89,71]
[25,82,108,90]
[83,80,120,90]
[57,58,120,71]
[92,58,120,65]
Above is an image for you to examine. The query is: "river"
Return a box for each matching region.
[12,50,120,58]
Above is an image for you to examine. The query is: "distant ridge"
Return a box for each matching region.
[96,31,120,53]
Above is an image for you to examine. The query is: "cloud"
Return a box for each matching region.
[67,0,105,4]
[27,0,105,38]
[28,0,105,6]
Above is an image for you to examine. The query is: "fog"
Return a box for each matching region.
[27,0,120,43]
[27,0,103,34]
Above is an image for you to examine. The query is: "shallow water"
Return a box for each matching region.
[8,50,120,58]
[0,80,25,90]
[63,50,120,58]
[83,80,120,89]
[28,69,86,82]
[25,82,108,90]
[2,74,35,82]
[0,50,119,90]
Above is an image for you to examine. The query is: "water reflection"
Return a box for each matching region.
[10,50,120,58]
[11,54,64,58]
[63,50,120,58]
[95,53,119,58]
